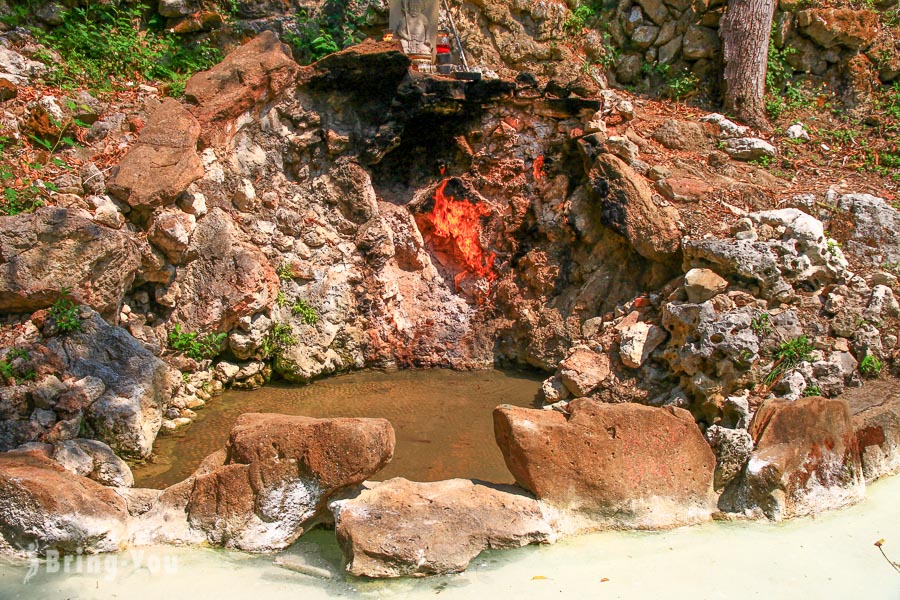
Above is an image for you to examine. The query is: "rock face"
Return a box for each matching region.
[0,208,141,318]
[331,478,555,577]
[185,30,299,144]
[143,413,395,552]
[47,310,176,459]
[108,98,204,211]
[0,450,129,554]
[168,208,279,332]
[724,396,865,520]
[493,400,716,528]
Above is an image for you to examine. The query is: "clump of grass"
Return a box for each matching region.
[859,354,883,378]
[764,335,814,386]
[168,325,227,360]
[49,287,83,334]
[291,299,319,325]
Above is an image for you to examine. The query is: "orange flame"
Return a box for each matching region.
[426,179,496,281]
[532,155,544,180]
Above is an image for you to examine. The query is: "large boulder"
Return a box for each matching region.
[185,31,299,145]
[797,8,879,50]
[331,478,555,577]
[493,400,716,528]
[590,153,681,263]
[169,208,279,332]
[51,438,134,487]
[851,387,900,482]
[0,207,141,318]
[726,396,865,520]
[0,450,130,555]
[47,309,176,459]
[141,413,395,552]
[107,98,204,211]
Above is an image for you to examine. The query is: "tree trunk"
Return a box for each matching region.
[720,0,777,130]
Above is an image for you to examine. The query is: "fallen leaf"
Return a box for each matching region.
[875,539,885,547]
[531,575,549,580]
[600,578,610,583]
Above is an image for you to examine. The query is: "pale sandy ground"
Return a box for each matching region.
[1,475,899,599]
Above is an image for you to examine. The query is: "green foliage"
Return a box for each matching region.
[31,3,221,94]
[765,335,814,386]
[859,354,884,378]
[803,385,822,397]
[564,0,604,34]
[0,349,34,384]
[281,4,369,64]
[275,290,288,308]
[276,264,295,280]
[751,312,772,336]
[826,238,842,258]
[260,323,297,359]
[291,299,319,325]
[766,34,796,93]
[168,324,227,360]
[750,154,774,168]
[662,68,699,101]
[49,287,82,334]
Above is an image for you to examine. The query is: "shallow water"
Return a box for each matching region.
[133,369,544,488]
[2,474,898,599]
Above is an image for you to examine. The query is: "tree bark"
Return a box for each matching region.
[720,0,777,130]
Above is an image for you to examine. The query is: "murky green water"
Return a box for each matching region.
[133,369,543,489]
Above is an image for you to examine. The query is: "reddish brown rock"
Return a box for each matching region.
[177,413,395,551]
[108,98,204,210]
[850,385,900,482]
[558,347,610,397]
[797,8,879,50]
[591,153,682,263]
[331,478,554,577]
[493,399,716,527]
[0,207,141,318]
[184,31,299,145]
[741,396,864,520]
[0,78,16,101]
[0,450,129,554]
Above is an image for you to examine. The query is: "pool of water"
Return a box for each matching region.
[133,369,544,489]
[2,473,898,599]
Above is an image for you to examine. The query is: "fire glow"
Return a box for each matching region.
[426,179,496,283]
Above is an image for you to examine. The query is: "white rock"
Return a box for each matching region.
[722,137,777,161]
[619,322,667,368]
[786,123,810,141]
[699,113,749,138]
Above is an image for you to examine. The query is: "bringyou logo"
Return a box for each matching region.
[20,543,179,584]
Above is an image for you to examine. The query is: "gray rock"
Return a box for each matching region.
[682,25,720,59]
[699,113,750,138]
[706,425,753,492]
[838,194,900,267]
[619,322,667,368]
[51,438,134,487]
[684,268,728,303]
[32,375,67,409]
[47,309,176,459]
[721,137,777,161]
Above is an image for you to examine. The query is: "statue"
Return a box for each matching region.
[391,0,438,57]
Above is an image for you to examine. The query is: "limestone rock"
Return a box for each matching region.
[558,348,610,397]
[108,98,204,211]
[797,8,879,50]
[150,413,396,552]
[652,119,711,151]
[721,137,777,161]
[838,194,900,267]
[51,438,134,487]
[170,208,279,332]
[705,425,753,492]
[682,25,720,59]
[852,389,900,482]
[0,208,141,318]
[493,400,716,527]
[738,397,865,520]
[0,450,129,554]
[185,31,299,145]
[47,310,175,459]
[684,268,728,303]
[331,478,554,577]
[618,321,667,368]
[148,209,196,264]
[590,153,682,263]
[699,113,749,138]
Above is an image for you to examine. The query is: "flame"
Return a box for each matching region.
[532,155,544,180]
[426,179,496,282]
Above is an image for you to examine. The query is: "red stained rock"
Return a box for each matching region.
[185,31,299,145]
[0,450,129,554]
[108,98,204,210]
[743,396,864,519]
[493,399,715,528]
